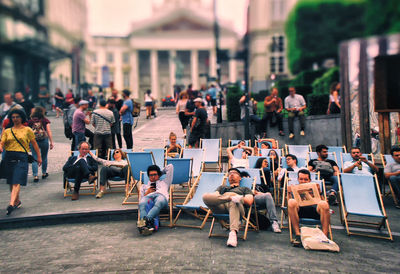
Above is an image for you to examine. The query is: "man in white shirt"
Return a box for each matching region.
[384,146,400,208]
[284,87,306,139]
[343,147,378,175]
[91,99,115,159]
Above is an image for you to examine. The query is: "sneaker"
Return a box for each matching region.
[226,230,237,247]
[88,175,97,184]
[71,192,79,201]
[292,235,302,247]
[33,176,39,183]
[137,219,146,234]
[14,201,22,209]
[271,221,281,233]
[289,133,295,139]
[42,173,49,179]
[6,205,14,215]
[96,191,105,199]
[328,193,338,206]
[279,131,285,136]
[300,130,305,136]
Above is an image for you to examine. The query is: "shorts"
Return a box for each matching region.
[145,102,153,107]
[3,151,29,186]
[298,205,320,220]
[211,98,217,107]
[188,130,203,146]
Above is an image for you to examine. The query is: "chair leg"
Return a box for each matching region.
[208,217,216,237]
[200,210,211,230]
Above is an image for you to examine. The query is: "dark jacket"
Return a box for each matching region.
[63,155,98,174]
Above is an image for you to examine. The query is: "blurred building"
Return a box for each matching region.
[0,0,88,101]
[248,0,297,93]
[88,0,239,102]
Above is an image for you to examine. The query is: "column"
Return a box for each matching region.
[169,50,176,96]
[191,50,199,89]
[150,50,159,100]
[209,49,217,78]
[229,59,237,83]
[130,50,139,98]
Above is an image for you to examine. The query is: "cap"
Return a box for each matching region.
[79,100,89,106]
[194,98,203,103]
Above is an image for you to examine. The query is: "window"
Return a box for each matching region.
[278,36,284,52]
[270,57,276,73]
[123,71,130,87]
[271,36,277,53]
[107,52,114,63]
[122,52,130,64]
[278,56,284,73]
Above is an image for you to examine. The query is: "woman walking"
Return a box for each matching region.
[0,108,42,215]
[176,91,189,137]
[28,107,54,182]
[144,89,154,119]
[54,88,65,118]
[327,82,341,114]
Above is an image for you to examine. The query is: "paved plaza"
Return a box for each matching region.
[0,108,400,273]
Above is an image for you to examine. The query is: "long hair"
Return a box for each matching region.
[30,107,45,119]
[255,157,267,169]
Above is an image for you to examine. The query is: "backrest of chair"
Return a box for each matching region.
[201,138,221,162]
[232,148,244,159]
[107,148,132,160]
[166,158,192,185]
[226,177,255,189]
[191,172,225,206]
[229,139,250,147]
[143,148,165,168]
[72,150,97,157]
[382,154,395,167]
[286,145,311,158]
[286,170,318,181]
[139,171,149,185]
[281,156,307,169]
[260,148,282,158]
[248,156,270,169]
[328,146,346,155]
[126,152,155,181]
[182,148,204,177]
[341,152,370,170]
[308,151,338,170]
[257,138,278,149]
[165,138,186,148]
[238,168,262,185]
[340,174,383,217]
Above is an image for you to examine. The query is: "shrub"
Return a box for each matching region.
[312,66,339,94]
[307,93,329,115]
[291,69,326,86]
[226,84,242,122]
[251,89,269,102]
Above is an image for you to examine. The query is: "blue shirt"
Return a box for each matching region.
[208,87,217,99]
[122,99,134,125]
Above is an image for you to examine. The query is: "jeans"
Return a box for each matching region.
[99,165,128,186]
[139,193,168,220]
[325,175,339,192]
[73,131,86,150]
[262,111,283,134]
[30,138,49,176]
[123,123,133,149]
[93,134,112,159]
[254,192,278,222]
[389,175,400,200]
[288,110,305,134]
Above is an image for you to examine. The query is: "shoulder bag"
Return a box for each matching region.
[10,128,36,163]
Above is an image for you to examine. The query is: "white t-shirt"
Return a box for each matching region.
[231,158,249,169]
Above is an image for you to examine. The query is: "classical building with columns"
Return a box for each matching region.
[88,0,240,102]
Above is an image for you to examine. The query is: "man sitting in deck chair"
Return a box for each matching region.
[288,169,330,247]
[227,140,254,168]
[63,141,98,201]
[137,164,174,236]
[384,146,400,208]
[202,168,254,248]
[343,147,378,175]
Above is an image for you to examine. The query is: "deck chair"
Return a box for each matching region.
[328,145,347,155]
[381,154,398,205]
[122,152,155,205]
[64,150,98,197]
[208,177,259,240]
[285,144,311,158]
[340,152,373,172]
[173,172,226,229]
[338,173,393,241]
[308,151,338,169]
[231,148,244,159]
[228,139,251,147]
[200,138,222,171]
[260,148,282,158]
[182,148,204,177]
[256,138,279,149]
[280,156,308,169]
[166,157,193,199]
[143,148,166,168]
[104,149,132,194]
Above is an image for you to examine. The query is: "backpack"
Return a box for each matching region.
[313,160,334,179]
[31,120,47,141]
[63,107,73,139]
[131,99,141,117]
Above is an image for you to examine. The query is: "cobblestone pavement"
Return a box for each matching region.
[0,219,399,273]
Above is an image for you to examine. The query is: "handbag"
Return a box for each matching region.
[10,128,36,163]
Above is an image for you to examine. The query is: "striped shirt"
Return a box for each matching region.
[90,108,115,135]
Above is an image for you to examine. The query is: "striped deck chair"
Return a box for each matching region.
[143,148,166,168]
[182,148,204,177]
[105,148,132,194]
[200,138,222,171]
[285,144,312,158]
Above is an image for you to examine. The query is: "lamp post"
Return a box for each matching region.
[213,0,223,123]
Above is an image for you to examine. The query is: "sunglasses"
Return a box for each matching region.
[149,173,158,177]
[11,116,21,119]
[114,151,120,154]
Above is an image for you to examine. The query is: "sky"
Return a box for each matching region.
[87,0,248,36]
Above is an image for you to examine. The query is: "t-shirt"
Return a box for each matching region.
[193,107,207,133]
[185,100,195,114]
[308,159,338,179]
[284,94,306,110]
[384,161,400,175]
[39,89,49,102]
[1,127,35,152]
[90,108,115,135]
[72,108,86,133]
[28,117,50,140]
[208,87,217,99]
[231,158,249,169]
[216,185,253,196]
[343,160,373,175]
[20,100,35,117]
[122,99,134,125]
[87,96,97,109]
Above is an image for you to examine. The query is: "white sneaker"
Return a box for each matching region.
[300,130,305,136]
[289,133,295,139]
[271,221,281,233]
[226,230,237,247]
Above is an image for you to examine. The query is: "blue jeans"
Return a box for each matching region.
[389,175,400,200]
[74,132,86,150]
[31,138,49,176]
[326,175,339,192]
[139,193,168,220]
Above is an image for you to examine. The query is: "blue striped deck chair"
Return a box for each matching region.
[123,152,155,205]
[64,150,98,197]
[173,172,226,229]
[143,148,166,168]
[208,177,258,240]
[248,156,269,169]
[381,154,398,205]
[105,149,132,194]
[338,173,393,241]
[281,156,308,169]
[200,138,222,171]
[237,168,265,186]
[182,148,204,177]
[328,146,347,155]
[285,144,311,158]
[260,148,282,158]
[229,139,251,147]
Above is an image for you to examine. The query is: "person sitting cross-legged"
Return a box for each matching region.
[227,140,254,169]
[343,147,378,175]
[88,149,129,198]
[202,168,254,248]
[384,146,400,208]
[63,141,98,201]
[288,169,330,247]
[137,164,174,236]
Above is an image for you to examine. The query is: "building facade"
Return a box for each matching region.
[88,0,239,102]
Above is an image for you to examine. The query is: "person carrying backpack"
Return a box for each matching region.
[28,107,54,182]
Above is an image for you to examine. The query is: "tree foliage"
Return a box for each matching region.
[226,84,242,122]
[312,67,339,95]
[364,0,400,35]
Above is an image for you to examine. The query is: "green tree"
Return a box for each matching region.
[364,0,400,35]
[286,0,366,74]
